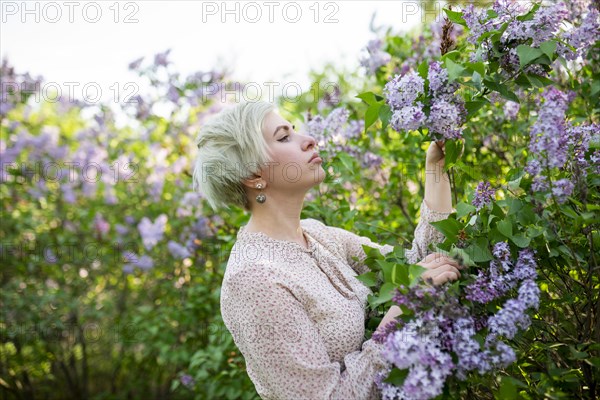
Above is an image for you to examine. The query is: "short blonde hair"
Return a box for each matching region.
[193,101,277,211]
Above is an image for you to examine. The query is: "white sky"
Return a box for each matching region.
[1,1,443,103]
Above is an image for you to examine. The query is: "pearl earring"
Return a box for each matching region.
[255,183,266,204]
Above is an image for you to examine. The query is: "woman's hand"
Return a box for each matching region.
[375,305,403,334]
[417,252,466,286]
[426,140,446,168]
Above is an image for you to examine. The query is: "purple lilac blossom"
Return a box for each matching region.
[359,39,392,75]
[177,191,203,218]
[531,175,550,192]
[472,181,495,210]
[492,242,511,261]
[383,72,425,110]
[527,87,574,170]
[450,318,489,378]
[93,213,110,237]
[512,248,538,281]
[558,6,600,60]
[428,62,459,102]
[465,271,502,304]
[487,298,531,339]
[390,105,426,132]
[138,214,168,250]
[383,329,454,400]
[427,100,465,140]
[518,279,541,309]
[551,178,575,203]
[568,124,600,177]
[168,241,192,259]
[502,2,569,47]
[503,101,520,120]
[484,339,517,369]
[180,374,195,388]
[154,49,171,67]
[123,253,154,273]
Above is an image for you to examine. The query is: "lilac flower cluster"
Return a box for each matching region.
[138,214,168,250]
[359,39,392,76]
[525,86,599,203]
[502,2,569,47]
[384,63,465,140]
[472,181,495,211]
[304,108,383,169]
[380,329,454,399]
[0,58,44,118]
[122,252,155,274]
[375,245,540,399]
[558,5,600,61]
[463,1,570,75]
[503,100,520,120]
[466,244,537,304]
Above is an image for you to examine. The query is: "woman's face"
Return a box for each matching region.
[259,110,326,192]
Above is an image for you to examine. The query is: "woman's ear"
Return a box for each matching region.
[241,175,266,191]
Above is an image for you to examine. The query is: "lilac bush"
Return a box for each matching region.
[372,244,540,400]
[356,0,599,398]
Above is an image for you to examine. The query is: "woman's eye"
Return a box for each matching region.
[278,135,290,142]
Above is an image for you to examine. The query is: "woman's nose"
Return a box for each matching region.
[303,135,317,150]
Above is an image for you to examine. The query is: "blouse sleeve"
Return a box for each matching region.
[220,265,390,400]
[328,199,455,274]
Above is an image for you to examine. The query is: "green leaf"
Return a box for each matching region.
[540,40,557,59]
[371,282,396,307]
[378,260,395,283]
[517,3,540,21]
[483,80,520,103]
[569,345,589,360]
[429,218,462,241]
[408,264,426,287]
[456,202,477,219]
[391,263,409,286]
[470,71,483,91]
[355,271,378,287]
[466,237,493,262]
[365,103,382,132]
[591,79,600,96]
[497,219,513,238]
[526,74,554,87]
[441,50,461,62]
[443,8,467,26]
[356,92,381,105]
[510,235,531,248]
[496,376,517,400]
[465,61,485,76]
[379,104,392,130]
[517,44,544,68]
[337,152,355,171]
[444,139,462,167]
[384,367,409,386]
[465,100,488,115]
[417,60,429,80]
[445,58,467,82]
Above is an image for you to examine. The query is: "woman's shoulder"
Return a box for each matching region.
[300,217,327,231]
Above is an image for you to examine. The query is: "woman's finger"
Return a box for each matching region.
[425,255,461,270]
[421,265,460,286]
[435,270,459,285]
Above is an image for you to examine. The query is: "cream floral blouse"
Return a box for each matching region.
[220,199,454,400]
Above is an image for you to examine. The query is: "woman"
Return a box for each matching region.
[193,101,465,399]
